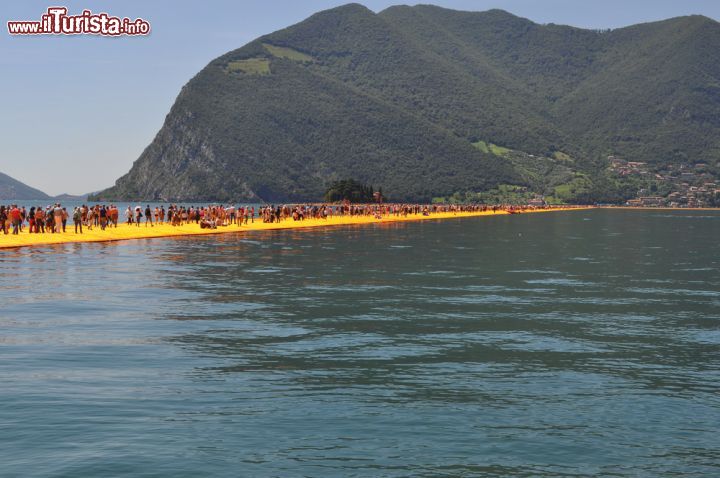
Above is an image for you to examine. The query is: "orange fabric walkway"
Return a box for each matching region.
[0,207,590,250]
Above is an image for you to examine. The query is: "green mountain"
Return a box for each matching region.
[94,4,720,203]
[0,172,51,200]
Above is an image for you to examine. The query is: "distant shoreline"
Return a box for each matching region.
[599,206,720,211]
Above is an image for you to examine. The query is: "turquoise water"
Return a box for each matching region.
[1,209,719,477]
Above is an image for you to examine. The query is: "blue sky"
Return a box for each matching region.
[2,0,719,195]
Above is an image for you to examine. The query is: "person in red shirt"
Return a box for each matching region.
[9,205,21,235]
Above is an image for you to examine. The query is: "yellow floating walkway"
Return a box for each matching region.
[0,207,589,250]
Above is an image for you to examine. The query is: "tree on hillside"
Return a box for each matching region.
[324,179,377,203]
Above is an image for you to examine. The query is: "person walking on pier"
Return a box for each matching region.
[73,207,83,234]
[99,205,108,230]
[145,205,153,227]
[10,205,21,235]
[53,204,63,233]
[0,206,8,234]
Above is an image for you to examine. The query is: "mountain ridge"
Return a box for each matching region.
[0,172,51,201]
[0,172,92,202]
[93,4,720,203]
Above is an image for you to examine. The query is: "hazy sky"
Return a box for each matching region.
[2,0,719,195]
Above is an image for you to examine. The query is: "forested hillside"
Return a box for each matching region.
[94,4,720,203]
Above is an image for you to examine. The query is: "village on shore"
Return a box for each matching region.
[607,156,720,208]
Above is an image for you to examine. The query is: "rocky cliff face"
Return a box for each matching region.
[107,106,259,201]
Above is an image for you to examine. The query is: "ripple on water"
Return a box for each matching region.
[525,278,597,287]
[2,209,720,476]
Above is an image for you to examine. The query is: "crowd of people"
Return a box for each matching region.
[0,201,552,236]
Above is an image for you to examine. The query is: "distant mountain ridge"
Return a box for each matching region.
[0,172,51,200]
[0,172,89,202]
[93,4,720,203]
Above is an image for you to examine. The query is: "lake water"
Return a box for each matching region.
[1,209,719,477]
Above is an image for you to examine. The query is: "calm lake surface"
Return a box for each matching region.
[1,209,719,477]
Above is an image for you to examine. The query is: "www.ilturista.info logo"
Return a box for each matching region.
[7,7,150,36]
